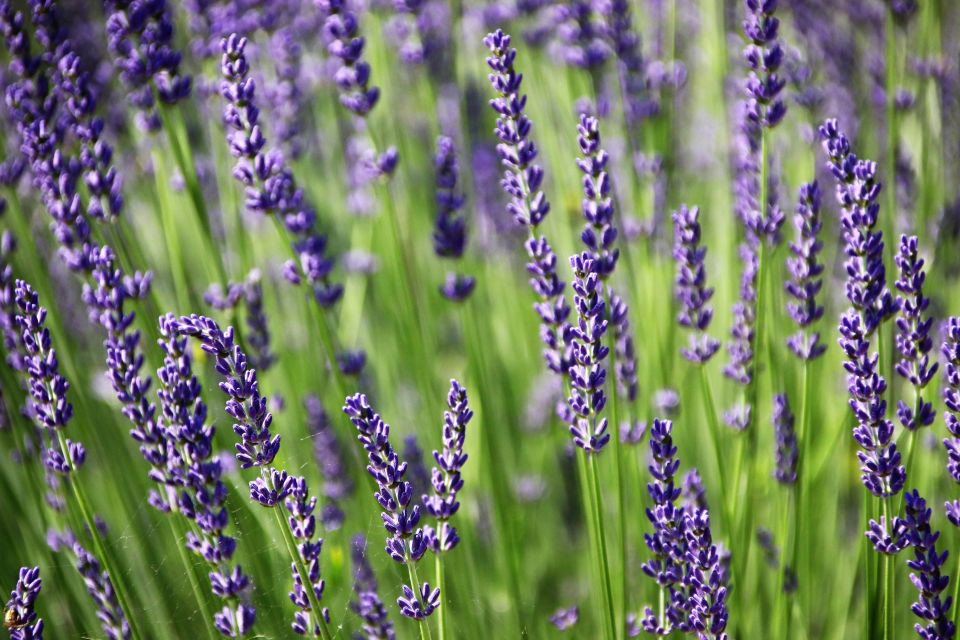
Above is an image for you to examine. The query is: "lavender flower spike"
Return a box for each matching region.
[672,205,720,364]
[433,136,475,302]
[14,280,86,477]
[485,29,572,379]
[318,0,380,117]
[4,566,43,640]
[575,114,618,278]
[343,393,438,620]
[772,393,797,485]
[894,235,937,431]
[349,535,395,639]
[565,254,611,454]
[743,0,786,130]
[424,380,473,553]
[941,318,960,528]
[684,509,729,640]
[902,490,955,639]
[785,181,826,361]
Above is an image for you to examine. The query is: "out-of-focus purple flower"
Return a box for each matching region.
[681,468,708,514]
[349,534,396,639]
[155,314,255,637]
[609,290,637,403]
[672,205,720,364]
[894,235,937,431]
[723,239,758,389]
[403,435,429,504]
[103,0,192,132]
[241,269,275,372]
[318,0,380,117]
[342,393,438,620]
[564,254,611,454]
[785,181,826,360]
[550,606,579,631]
[772,393,797,485]
[598,0,658,135]
[550,0,609,70]
[305,395,352,531]
[576,114,618,278]
[423,379,472,553]
[48,528,130,640]
[743,0,786,130]
[220,34,342,308]
[4,566,43,640]
[485,29,572,379]
[901,489,955,639]
[654,388,680,417]
[433,136,474,302]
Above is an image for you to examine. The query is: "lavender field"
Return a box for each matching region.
[0,0,957,638]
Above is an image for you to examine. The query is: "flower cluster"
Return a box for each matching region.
[942,318,960,527]
[155,314,254,637]
[48,529,130,640]
[893,235,937,431]
[609,289,638,404]
[318,0,380,117]
[305,396,353,531]
[743,0,786,130]
[672,205,720,364]
[4,566,43,640]
[285,476,329,636]
[342,393,439,620]
[598,0,657,132]
[220,33,343,309]
[683,508,730,639]
[432,136,474,302]
[901,490,955,639]
[485,29,572,379]
[575,114,619,279]
[551,0,609,70]
[349,535,395,639]
[423,379,472,553]
[723,240,759,389]
[785,181,826,361]
[772,393,797,485]
[103,0,192,132]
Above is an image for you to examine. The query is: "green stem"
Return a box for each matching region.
[57,432,145,640]
[792,360,812,634]
[586,453,618,640]
[698,366,735,534]
[168,517,219,640]
[881,497,893,640]
[435,551,447,640]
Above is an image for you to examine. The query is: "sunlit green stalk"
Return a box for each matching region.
[586,453,618,640]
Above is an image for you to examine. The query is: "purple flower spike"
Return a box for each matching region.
[5,566,43,640]
[349,535,395,639]
[424,380,473,553]
[894,235,937,431]
[343,393,437,620]
[723,240,759,387]
[433,136,473,302]
[819,118,897,335]
[743,0,786,129]
[550,606,579,631]
[565,254,611,454]
[104,0,191,132]
[902,490,956,640]
[575,114,619,279]
[772,393,797,485]
[286,477,330,636]
[220,33,342,308]
[318,0,380,117]
[486,29,573,380]
[942,318,960,527]
[672,205,720,364]
[684,509,729,639]
[785,181,826,360]
[609,289,638,403]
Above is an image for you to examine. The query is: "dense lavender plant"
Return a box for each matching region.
[103,0,191,132]
[901,490,955,639]
[220,33,343,309]
[485,29,572,378]
[893,235,936,431]
[155,314,254,637]
[785,181,826,360]
[772,393,797,484]
[423,379,472,552]
[48,529,129,640]
[349,535,395,639]
[433,136,475,301]
[4,566,42,640]
[342,393,438,621]
[672,205,720,364]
